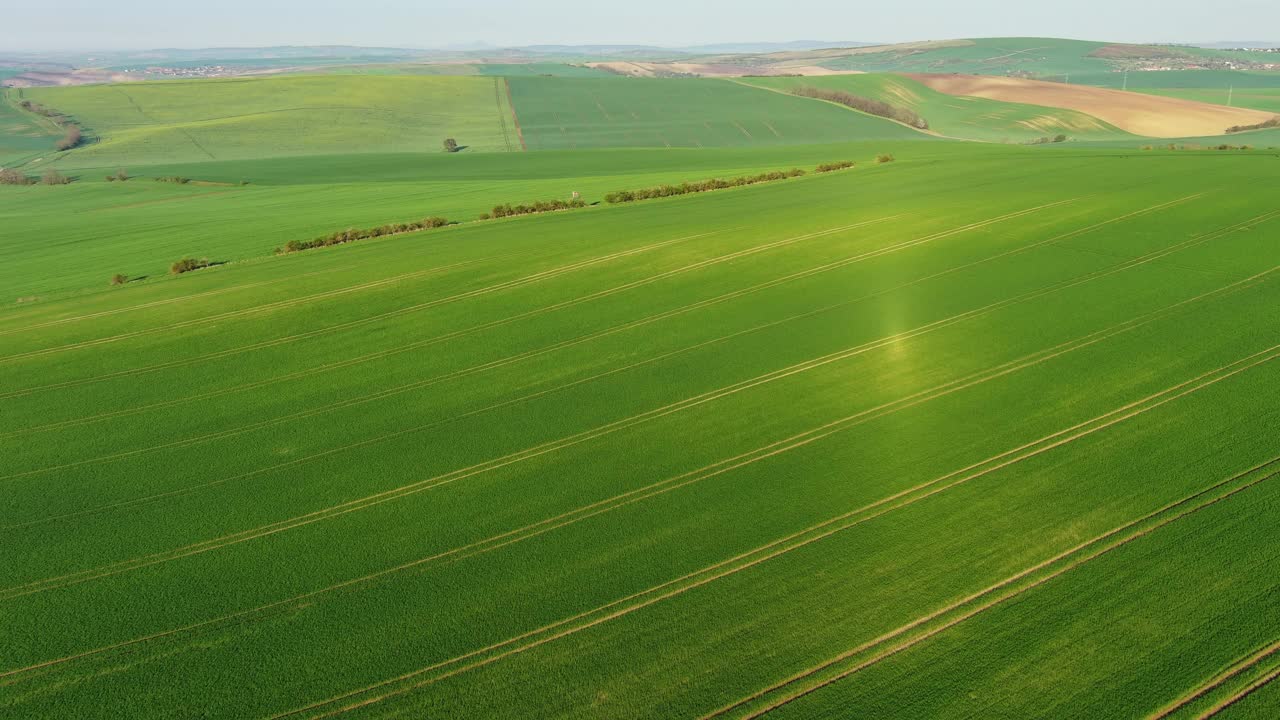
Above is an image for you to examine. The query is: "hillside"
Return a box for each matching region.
[912,73,1276,137]
[2,139,1279,718]
[506,77,926,150]
[740,74,1134,142]
[17,75,523,167]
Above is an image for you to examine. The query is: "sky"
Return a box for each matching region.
[5,0,1279,52]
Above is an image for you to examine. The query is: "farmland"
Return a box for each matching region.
[740,74,1133,142]
[506,77,924,149]
[2,41,1280,720]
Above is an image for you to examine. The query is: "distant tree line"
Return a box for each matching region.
[605,168,806,204]
[482,198,587,219]
[1226,117,1280,134]
[790,87,929,130]
[19,99,86,151]
[276,217,450,254]
[1025,135,1069,145]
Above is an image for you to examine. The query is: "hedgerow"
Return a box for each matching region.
[277,217,450,254]
[19,100,85,151]
[605,169,806,204]
[489,198,586,218]
[170,258,212,275]
[1226,117,1280,134]
[790,87,929,130]
[0,168,36,186]
[815,161,856,173]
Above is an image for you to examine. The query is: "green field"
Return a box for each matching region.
[18,75,522,167]
[741,73,1134,142]
[0,89,61,166]
[506,76,926,149]
[2,62,1280,719]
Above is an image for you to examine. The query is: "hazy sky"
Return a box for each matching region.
[6,0,1279,51]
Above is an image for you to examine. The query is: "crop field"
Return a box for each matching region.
[505,76,925,149]
[17,75,521,167]
[1133,87,1280,114]
[0,141,951,298]
[0,89,60,166]
[2,130,1279,720]
[740,74,1133,142]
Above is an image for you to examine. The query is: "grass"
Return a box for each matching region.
[506,76,926,150]
[741,73,1134,142]
[0,136,1278,719]
[17,75,521,167]
[0,89,61,166]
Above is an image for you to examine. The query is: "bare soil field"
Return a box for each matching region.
[909,73,1275,137]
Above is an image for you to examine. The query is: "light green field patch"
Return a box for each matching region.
[21,75,518,167]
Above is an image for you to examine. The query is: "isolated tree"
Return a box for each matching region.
[443,138,459,153]
[111,274,128,286]
[1054,134,1068,143]
[115,169,129,181]
[41,169,71,185]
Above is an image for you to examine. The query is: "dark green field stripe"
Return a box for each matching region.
[269,349,1280,720]
[7,260,1272,684]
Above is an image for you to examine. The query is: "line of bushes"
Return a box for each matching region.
[155,176,191,184]
[1226,117,1280,134]
[815,160,856,173]
[1025,134,1069,145]
[276,217,450,255]
[790,87,929,130]
[170,258,213,275]
[19,99,85,151]
[482,198,587,219]
[605,168,807,204]
[1,168,73,185]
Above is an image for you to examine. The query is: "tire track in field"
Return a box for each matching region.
[270,352,1280,720]
[7,266,1270,681]
[3,226,1270,608]
[493,78,513,153]
[0,230,709,367]
[1196,666,1280,719]
[0,196,1078,405]
[1150,640,1280,719]
[3,197,1246,482]
[712,460,1280,720]
[0,216,900,445]
[504,79,527,151]
[0,218,897,474]
[7,199,1196,526]
[0,267,345,338]
[0,199,1234,529]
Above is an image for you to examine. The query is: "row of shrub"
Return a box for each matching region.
[276,217,450,254]
[0,168,73,185]
[604,169,807,204]
[19,99,85,151]
[790,87,929,130]
[105,170,129,182]
[155,176,192,184]
[1025,135,1069,145]
[1226,117,1280,134]
[482,198,587,219]
[815,160,857,173]
[1142,143,1258,151]
[170,258,212,275]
